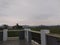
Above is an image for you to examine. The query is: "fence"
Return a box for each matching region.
[0,29,60,45]
[31,30,60,45]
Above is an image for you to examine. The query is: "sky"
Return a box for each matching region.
[0,0,60,26]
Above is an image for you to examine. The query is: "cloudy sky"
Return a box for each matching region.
[0,0,60,26]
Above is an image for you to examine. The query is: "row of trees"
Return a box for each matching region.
[0,24,23,30]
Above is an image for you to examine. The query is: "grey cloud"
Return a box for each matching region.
[0,0,10,9]
[0,0,60,25]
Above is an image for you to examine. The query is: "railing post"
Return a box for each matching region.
[24,28,31,42]
[41,30,50,45]
[25,29,32,45]
[3,29,8,41]
[19,30,25,40]
[0,30,3,42]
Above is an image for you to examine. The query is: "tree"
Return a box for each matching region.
[13,23,23,30]
[2,24,8,29]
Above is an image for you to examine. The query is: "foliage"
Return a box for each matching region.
[12,24,23,30]
[30,25,60,34]
[8,31,19,37]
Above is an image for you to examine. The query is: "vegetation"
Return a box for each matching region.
[0,24,23,30]
[30,25,60,34]
[8,31,19,37]
[0,24,60,36]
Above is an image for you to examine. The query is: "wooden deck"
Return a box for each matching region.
[0,37,40,45]
[0,40,32,45]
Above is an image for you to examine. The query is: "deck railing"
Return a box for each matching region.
[0,29,60,45]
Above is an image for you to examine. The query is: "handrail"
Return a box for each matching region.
[31,30,40,34]
[47,33,60,38]
[30,30,60,38]
[31,30,60,38]
[8,30,24,31]
[1,29,60,38]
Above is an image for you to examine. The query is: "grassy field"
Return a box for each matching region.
[30,26,60,34]
[8,31,19,37]
[8,26,60,37]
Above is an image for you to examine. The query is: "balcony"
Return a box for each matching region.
[0,29,60,45]
[0,37,35,45]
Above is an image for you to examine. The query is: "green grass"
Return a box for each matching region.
[31,27,60,34]
[8,31,19,37]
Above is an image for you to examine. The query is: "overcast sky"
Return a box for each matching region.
[0,0,60,26]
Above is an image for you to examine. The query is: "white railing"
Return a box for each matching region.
[3,29,8,41]
[40,30,50,45]
[2,29,50,45]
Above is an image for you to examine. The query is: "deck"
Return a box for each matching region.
[0,37,40,45]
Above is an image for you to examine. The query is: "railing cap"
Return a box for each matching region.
[41,30,50,34]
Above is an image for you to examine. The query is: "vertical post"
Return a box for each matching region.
[0,30,3,42]
[25,29,28,41]
[19,30,25,40]
[24,28,31,42]
[3,29,8,41]
[41,30,50,45]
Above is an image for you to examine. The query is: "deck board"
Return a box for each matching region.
[0,37,40,45]
[0,40,32,45]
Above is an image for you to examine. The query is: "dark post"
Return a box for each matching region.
[19,30,25,40]
[0,30,3,43]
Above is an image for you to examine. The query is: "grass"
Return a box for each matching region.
[8,31,19,37]
[31,27,60,34]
